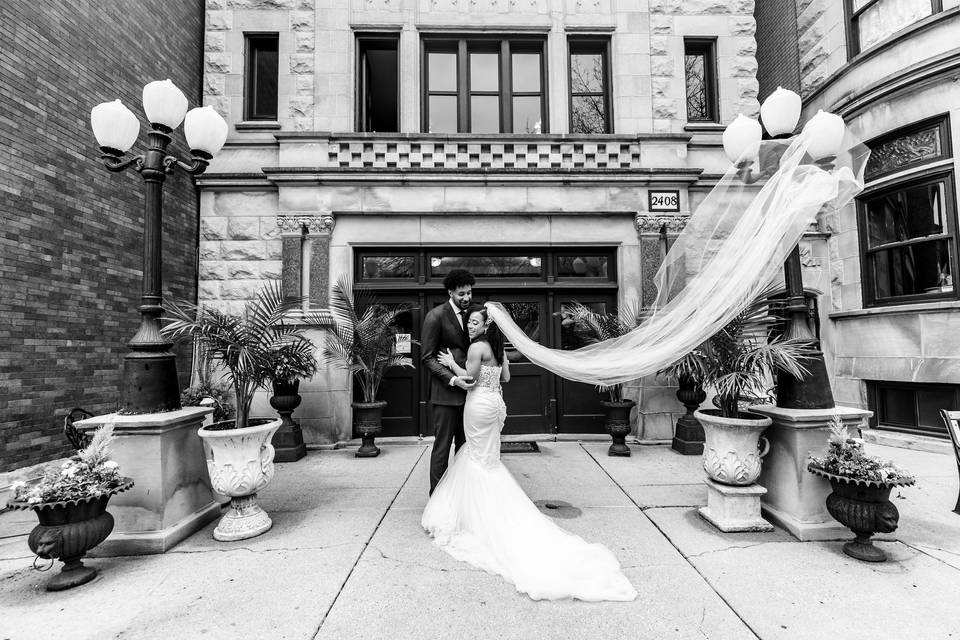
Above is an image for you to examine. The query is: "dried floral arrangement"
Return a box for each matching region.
[808,414,915,484]
[10,422,125,505]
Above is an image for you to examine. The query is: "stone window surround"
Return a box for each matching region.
[856,116,957,308]
[842,1,958,62]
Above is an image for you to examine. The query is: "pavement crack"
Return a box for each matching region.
[366,543,484,573]
[313,446,428,640]
[685,542,777,559]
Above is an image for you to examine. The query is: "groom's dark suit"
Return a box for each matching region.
[422,301,470,493]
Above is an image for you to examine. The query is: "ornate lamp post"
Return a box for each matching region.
[722,89,847,410]
[90,80,228,414]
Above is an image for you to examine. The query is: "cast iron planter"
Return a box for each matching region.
[671,376,706,455]
[9,478,134,591]
[270,379,307,462]
[353,401,387,458]
[808,464,916,562]
[601,399,636,457]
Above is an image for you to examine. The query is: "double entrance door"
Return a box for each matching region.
[369,289,617,438]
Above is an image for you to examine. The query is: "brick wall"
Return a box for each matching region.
[0,0,205,472]
[754,0,801,100]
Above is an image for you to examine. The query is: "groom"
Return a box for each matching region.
[422,268,476,494]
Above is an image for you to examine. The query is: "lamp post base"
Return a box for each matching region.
[119,352,181,415]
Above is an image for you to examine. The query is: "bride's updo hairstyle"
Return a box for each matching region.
[467,304,504,365]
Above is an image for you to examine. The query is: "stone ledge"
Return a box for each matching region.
[861,428,953,455]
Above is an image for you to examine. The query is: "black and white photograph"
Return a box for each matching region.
[2,1,960,638]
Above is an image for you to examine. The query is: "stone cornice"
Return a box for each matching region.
[276,212,335,235]
[634,213,690,234]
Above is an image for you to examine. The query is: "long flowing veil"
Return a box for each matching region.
[485,130,870,387]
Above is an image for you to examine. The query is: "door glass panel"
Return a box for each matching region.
[360,255,416,279]
[558,301,609,350]
[430,255,543,278]
[428,95,458,133]
[428,52,457,91]
[499,301,541,363]
[557,255,610,278]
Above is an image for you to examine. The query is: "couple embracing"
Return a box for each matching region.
[419,268,637,602]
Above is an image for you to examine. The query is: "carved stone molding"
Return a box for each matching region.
[276,212,335,235]
[634,213,690,234]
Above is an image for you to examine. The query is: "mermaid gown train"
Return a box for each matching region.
[421,365,637,602]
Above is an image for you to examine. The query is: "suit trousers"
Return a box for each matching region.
[430,404,466,494]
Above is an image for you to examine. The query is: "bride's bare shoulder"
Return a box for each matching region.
[468,341,493,358]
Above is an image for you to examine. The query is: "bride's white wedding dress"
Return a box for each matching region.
[421,365,637,602]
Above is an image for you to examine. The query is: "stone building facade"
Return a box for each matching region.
[757,0,960,439]
[0,1,205,473]
[197,0,761,445]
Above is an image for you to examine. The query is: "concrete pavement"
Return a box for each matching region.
[1,439,958,640]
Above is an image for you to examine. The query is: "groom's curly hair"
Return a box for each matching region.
[466,304,505,366]
[443,268,475,292]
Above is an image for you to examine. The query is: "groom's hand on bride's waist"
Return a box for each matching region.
[450,376,476,390]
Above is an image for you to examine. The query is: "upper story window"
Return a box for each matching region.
[244,33,279,121]
[568,38,611,134]
[422,36,546,134]
[684,38,718,123]
[858,116,957,306]
[846,0,956,56]
[357,35,399,132]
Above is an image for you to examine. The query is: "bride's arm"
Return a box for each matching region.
[464,343,485,381]
[500,351,510,383]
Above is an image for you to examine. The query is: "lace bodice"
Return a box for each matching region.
[474,365,502,392]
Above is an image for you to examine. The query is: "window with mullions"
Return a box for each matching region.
[869,380,960,438]
[858,117,957,306]
[423,37,546,134]
[245,33,279,121]
[684,39,718,123]
[569,39,611,134]
[845,0,955,57]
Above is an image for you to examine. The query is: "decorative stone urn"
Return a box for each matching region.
[671,375,706,455]
[808,465,915,562]
[9,479,134,590]
[198,418,282,541]
[269,379,307,462]
[601,399,636,457]
[353,401,387,458]
[695,409,772,485]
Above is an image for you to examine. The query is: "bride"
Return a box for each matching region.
[421,303,638,602]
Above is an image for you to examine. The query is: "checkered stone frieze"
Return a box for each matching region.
[324,139,642,170]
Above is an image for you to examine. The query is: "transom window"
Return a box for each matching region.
[422,37,547,134]
[355,249,616,286]
[845,0,957,57]
[858,116,957,306]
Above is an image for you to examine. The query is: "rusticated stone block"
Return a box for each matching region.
[221,241,268,261]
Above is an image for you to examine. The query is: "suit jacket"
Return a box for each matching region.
[421,302,469,406]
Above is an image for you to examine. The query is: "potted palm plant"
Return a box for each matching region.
[557,301,642,456]
[807,415,915,562]
[322,277,415,458]
[161,282,312,541]
[7,422,133,591]
[693,292,816,485]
